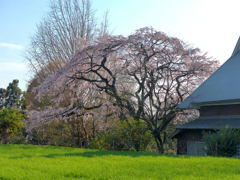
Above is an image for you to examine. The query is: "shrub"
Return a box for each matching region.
[0,108,24,144]
[203,128,240,157]
[27,121,76,146]
[88,119,154,152]
[9,127,27,144]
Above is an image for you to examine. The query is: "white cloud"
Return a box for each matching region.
[0,42,24,50]
[0,62,27,72]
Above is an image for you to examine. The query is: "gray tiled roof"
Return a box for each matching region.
[178,37,240,109]
[176,115,240,129]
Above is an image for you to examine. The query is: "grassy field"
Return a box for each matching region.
[0,145,240,179]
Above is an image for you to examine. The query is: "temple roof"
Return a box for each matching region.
[176,115,240,129]
[178,37,240,109]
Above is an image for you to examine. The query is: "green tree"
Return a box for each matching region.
[0,80,25,144]
[0,88,6,109]
[4,80,22,109]
[0,108,24,144]
[0,80,24,110]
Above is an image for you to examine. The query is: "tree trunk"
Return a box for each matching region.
[76,130,81,148]
[1,128,9,144]
[153,130,164,154]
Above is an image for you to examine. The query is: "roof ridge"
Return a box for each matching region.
[231,36,240,57]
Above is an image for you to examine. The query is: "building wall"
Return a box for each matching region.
[176,130,204,154]
[200,104,240,117]
[176,104,240,155]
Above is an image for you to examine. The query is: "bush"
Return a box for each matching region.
[88,119,154,152]
[27,121,76,146]
[9,127,27,144]
[203,128,240,157]
[0,108,24,144]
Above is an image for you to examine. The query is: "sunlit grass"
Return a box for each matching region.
[0,144,240,179]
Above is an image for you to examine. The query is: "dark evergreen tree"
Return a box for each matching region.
[4,80,22,109]
[0,88,6,109]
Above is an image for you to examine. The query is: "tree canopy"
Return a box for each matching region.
[30,27,219,153]
[0,80,23,109]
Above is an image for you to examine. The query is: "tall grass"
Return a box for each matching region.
[0,144,240,179]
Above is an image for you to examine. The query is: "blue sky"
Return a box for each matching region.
[1,0,240,90]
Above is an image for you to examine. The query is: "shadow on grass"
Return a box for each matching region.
[9,155,33,159]
[0,177,11,180]
[8,150,162,159]
[8,150,212,160]
[64,173,89,179]
[42,150,180,159]
[4,144,184,159]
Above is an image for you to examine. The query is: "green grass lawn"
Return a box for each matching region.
[0,145,240,180]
